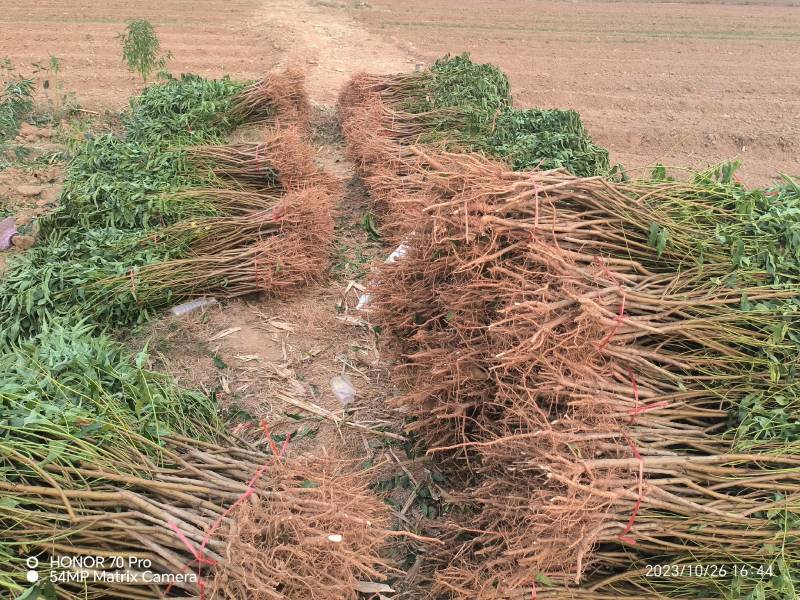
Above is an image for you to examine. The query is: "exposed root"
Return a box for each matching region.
[210,459,392,600]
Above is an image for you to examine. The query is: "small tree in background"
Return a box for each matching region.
[118,19,171,83]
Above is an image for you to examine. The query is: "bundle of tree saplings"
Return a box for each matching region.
[0,322,393,600]
[91,185,333,307]
[0,74,333,346]
[44,71,309,233]
[338,53,610,179]
[364,146,800,599]
[226,69,310,129]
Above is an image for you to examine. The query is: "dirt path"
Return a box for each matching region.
[0,0,415,110]
[252,0,415,105]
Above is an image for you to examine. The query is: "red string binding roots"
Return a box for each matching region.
[165,421,292,598]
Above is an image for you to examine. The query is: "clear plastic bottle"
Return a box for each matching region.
[169,297,218,316]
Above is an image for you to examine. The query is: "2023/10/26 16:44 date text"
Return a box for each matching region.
[645,563,775,579]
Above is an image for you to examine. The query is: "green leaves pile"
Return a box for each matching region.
[0,77,34,142]
[0,74,249,344]
[485,107,610,174]
[1,320,219,455]
[0,229,182,343]
[415,53,511,116]
[633,164,800,285]
[405,53,610,177]
[123,74,244,145]
[44,74,244,232]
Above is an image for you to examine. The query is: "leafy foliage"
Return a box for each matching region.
[0,320,219,451]
[425,53,511,116]
[41,74,244,234]
[118,19,170,82]
[124,73,244,145]
[41,136,192,232]
[637,165,800,286]
[484,108,610,176]
[408,53,610,177]
[0,75,251,346]
[0,228,183,344]
[0,77,34,141]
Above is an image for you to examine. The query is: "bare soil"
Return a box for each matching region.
[0,0,416,109]
[352,0,800,185]
[0,0,281,109]
[5,0,795,183]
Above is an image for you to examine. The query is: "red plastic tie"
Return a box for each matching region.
[167,521,209,564]
[618,432,644,545]
[628,368,671,422]
[165,420,291,597]
[260,419,282,459]
[594,255,618,285]
[630,400,671,418]
[199,423,291,554]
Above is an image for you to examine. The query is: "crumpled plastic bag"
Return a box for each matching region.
[330,374,355,407]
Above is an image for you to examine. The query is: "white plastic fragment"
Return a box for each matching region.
[330,374,355,407]
[355,293,372,311]
[385,242,409,263]
[327,534,343,543]
[354,582,395,594]
[356,242,410,311]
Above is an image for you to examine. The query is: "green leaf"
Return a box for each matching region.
[135,345,149,368]
[16,586,41,600]
[535,573,555,587]
[647,223,669,258]
[362,212,381,241]
[40,440,66,466]
[41,582,57,600]
[650,164,667,181]
[741,292,751,312]
[0,497,20,509]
